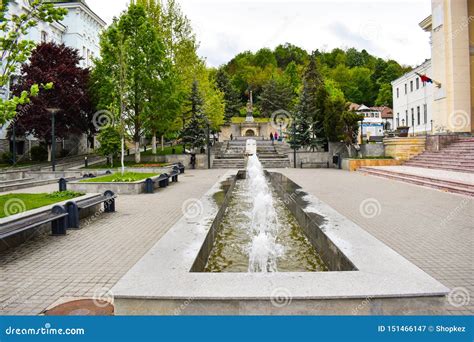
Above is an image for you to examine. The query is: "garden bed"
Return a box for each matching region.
[69,172,164,195]
[0,191,84,219]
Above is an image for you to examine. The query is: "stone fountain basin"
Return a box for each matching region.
[112,171,449,315]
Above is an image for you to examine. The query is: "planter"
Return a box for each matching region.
[68,174,164,195]
[342,158,402,172]
[396,126,410,137]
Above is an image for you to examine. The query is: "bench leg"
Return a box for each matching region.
[104,198,115,213]
[51,217,68,236]
[66,203,80,229]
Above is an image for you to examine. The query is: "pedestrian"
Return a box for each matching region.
[270,132,274,142]
[230,134,233,141]
[275,132,279,141]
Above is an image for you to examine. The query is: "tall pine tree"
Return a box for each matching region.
[181,80,207,151]
[215,69,241,123]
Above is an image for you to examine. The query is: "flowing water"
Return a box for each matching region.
[205,154,327,273]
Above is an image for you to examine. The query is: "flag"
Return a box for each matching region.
[415,72,433,84]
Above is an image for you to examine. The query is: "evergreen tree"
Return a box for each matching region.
[215,69,241,124]
[181,81,207,150]
[259,78,294,117]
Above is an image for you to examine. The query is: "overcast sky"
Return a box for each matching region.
[87,0,432,68]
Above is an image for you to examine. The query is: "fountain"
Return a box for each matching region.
[112,141,449,315]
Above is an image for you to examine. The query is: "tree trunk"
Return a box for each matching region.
[152,135,157,155]
[121,137,125,175]
[161,135,164,152]
[109,154,114,167]
[135,141,141,164]
[47,145,52,162]
[346,144,352,158]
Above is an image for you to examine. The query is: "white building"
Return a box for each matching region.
[0,0,106,156]
[354,104,385,140]
[391,59,434,135]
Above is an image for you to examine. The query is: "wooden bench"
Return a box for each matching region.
[300,161,330,169]
[65,191,117,229]
[0,205,69,239]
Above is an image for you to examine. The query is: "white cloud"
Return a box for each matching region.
[86,0,432,68]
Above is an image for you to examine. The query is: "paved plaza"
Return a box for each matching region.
[0,169,472,315]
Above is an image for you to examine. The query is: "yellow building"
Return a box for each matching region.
[419,0,473,134]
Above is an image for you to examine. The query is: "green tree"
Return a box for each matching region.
[375,83,393,107]
[259,78,294,118]
[93,3,169,163]
[341,110,364,157]
[0,0,67,124]
[181,80,207,150]
[215,69,241,123]
[97,127,121,167]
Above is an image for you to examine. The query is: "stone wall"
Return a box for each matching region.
[384,137,426,161]
[360,143,385,157]
[127,153,212,169]
[425,134,459,152]
[287,152,330,168]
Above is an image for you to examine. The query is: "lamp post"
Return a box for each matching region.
[206,119,211,169]
[47,108,60,172]
[11,122,16,165]
[412,116,415,137]
[360,118,364,145]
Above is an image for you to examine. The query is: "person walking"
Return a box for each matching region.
[270,132,274,144]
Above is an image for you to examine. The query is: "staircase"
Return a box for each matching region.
[213,140,290,169]
[358,137,474,196]
[403,137,474,173]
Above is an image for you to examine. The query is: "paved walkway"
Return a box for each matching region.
[0,168,472,315]
[0,170,229,315]
[363,165,474,185]
[278,169,473,315]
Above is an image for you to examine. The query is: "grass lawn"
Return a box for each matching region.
[231,117,271,124]
[0,191,84,218]
[80,172,159,183]
[84,160,170,169]
[142,145,184,156]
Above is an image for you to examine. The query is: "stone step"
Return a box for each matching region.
[404,162,474,173]
[359,168,474,196]
[410,158,474,166]
[0,177,74,193]
[0,177,35,185]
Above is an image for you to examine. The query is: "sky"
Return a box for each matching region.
[87,0,432,68]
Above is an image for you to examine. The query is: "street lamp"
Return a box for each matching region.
[205,118,211,169]
[11,122,16,165]
[292,121,297,168]
[412,116,415,137]
[47,108,60,172]
[360,118,364,145]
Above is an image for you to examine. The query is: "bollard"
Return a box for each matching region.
[105,170,112,175]
[51,205,68,236]
[84,156,88,168]
[65,201,80,229]
[145,178,154,194]
[58,178,68,192]
[104,191,116,212]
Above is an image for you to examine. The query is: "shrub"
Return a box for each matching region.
[1,152,13,165]
[30,146,48,162]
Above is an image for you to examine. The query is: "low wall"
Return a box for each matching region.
[426,134,459,152]
[384,137,426,161]
[360,144,385,157]
[287,152,330,168]
[126,154,211,169]
[69,174,164,195]
[342,159,402,172]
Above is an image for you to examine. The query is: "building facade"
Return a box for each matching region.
[0,0,106,157]
[354,105,385,139]
[391,59,434,134]
[419,0,473,134]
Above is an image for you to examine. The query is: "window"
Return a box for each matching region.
[416,78,420,90]
[397,113,400,127]
[417,106,421,125]
[410,80,413,92]
[424,104,428,124]
[405,110,408,125]
[411,108,414,126]
[404,84,407,94]
[396,88,399,98]
[41,31,48,42]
